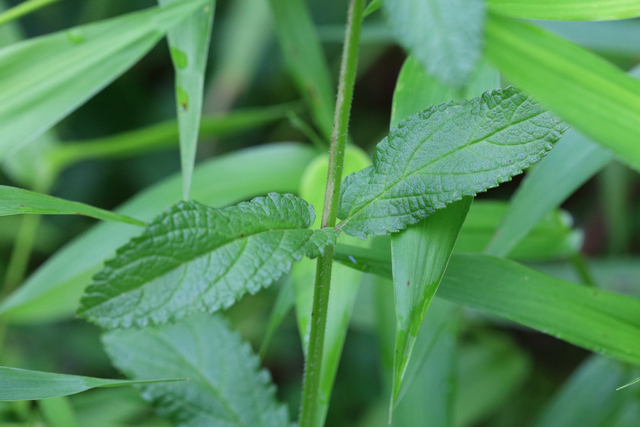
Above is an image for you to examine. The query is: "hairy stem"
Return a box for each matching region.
[299,0,364,425]
[0,0,63,27]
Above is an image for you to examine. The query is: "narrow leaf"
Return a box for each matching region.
[158,0,215,199]
[334,247,640,366]
[269,0,335,140]
[382,0,486,88]
[259,277,295,358]
[338,87,569,239]
[78,194,337,329]
[364,0,383,16]
[103,314,290,427]
[0,143,315,324]
[484,13,640,172]
[533,356,639,427]
[0,186,145,227]
[0,366,177,401]
[487,0,640,21]
[617,377,640,391]
[39,397,78,427]
[0,0,210,160]
[486,65,640,257]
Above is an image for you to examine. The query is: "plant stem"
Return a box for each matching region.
[299,0,364,425]
[0,0,62,27]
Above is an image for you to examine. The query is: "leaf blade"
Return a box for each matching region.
[487,0,640,21]
[159,0,215,199]
[103,314,290,427]
[0,0,209,160]
[0,186,145,226]
[78,194,337,329]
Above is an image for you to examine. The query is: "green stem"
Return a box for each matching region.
[569,252,597,288]
[299,0,364,425]
[0,0,63,27]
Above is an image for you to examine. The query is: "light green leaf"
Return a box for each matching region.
[78,194,338,329]
[487,0,640,21]
[364,0,383,16]
[0,186,145,227]
[103,314,290,427]
[259,277,295,358]
[0,0,210,160]
[382,0,486,88]
[338,87,569,239]
[484,13,640,173]
[269,0,334,140]
[294,146,371,427]
[0,143,316,324]
[486,65,640,257]
[0,366,177,401]
[617,377,640,391]
[389,54,500,411]
[533,356,639,427]
[159,0,215,199]
[38,397,77,427]
[334,247,640,366]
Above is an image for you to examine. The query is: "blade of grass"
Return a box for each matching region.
[259,277,295,359]
[484,13,640,172]
[0,0,63,27]
[158,0,215,199]
[487,0,640,21]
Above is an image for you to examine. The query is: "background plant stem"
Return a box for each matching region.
[0,0,62,27]
[298,0,364,425]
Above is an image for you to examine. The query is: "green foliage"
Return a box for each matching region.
[338,87,568,239]
[487,0,640,21]
[0,366,176,401]
[103,314,290,427]
[382,0,486,87]
[78,193,337,328]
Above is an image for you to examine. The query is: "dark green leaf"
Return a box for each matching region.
[103,314,289,427]
[334,247,640,366]
[78,193,337,329]
[0,0,209,160]
[338,87,568,239]
[382,0,486,88]
[487,0,640,21]
[159,0,215,199]
[0,367,176,401]
[0,143,315,324]
[484,13,640,172]
[0,186,145,227]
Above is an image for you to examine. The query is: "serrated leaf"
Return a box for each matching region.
[269,0,335,140]
[0,0,210,160]
[159,0,215,199]
[484,13,640,173]
[486,65,640,257]
[78,193,338,329]
[487,0,640,21]
[334,247,640,366]
[382,0,486,88]
[0,143,315,325]
[0,366,178,401]
[103,314,290,427]
[338,87,569,239]
[0,185,145,227]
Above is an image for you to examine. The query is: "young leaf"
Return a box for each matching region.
[0,186,145,227]
[0,366,178,401]
[334,247,640,366]
[103,314,290,427]
[158,0,215,200]
[485,65,640,257]
[0,0,210,160]
[382,0,486,88]
[269,0,335,140]
[487,0,640,21]
[0,143,316,325]
[78,193,338,329]
[338,87,569,239]
[532,356,639,427]
[484,13,640,173]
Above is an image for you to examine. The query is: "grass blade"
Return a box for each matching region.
[259,277,295,358]
[487,0,640,21]
[484,13,640,173]
[617,377,640,391]
[0,366,178,401]
[0,186,144,226]
[0,143,316,324]
[159,0,215,199]
[0,0,209,160]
